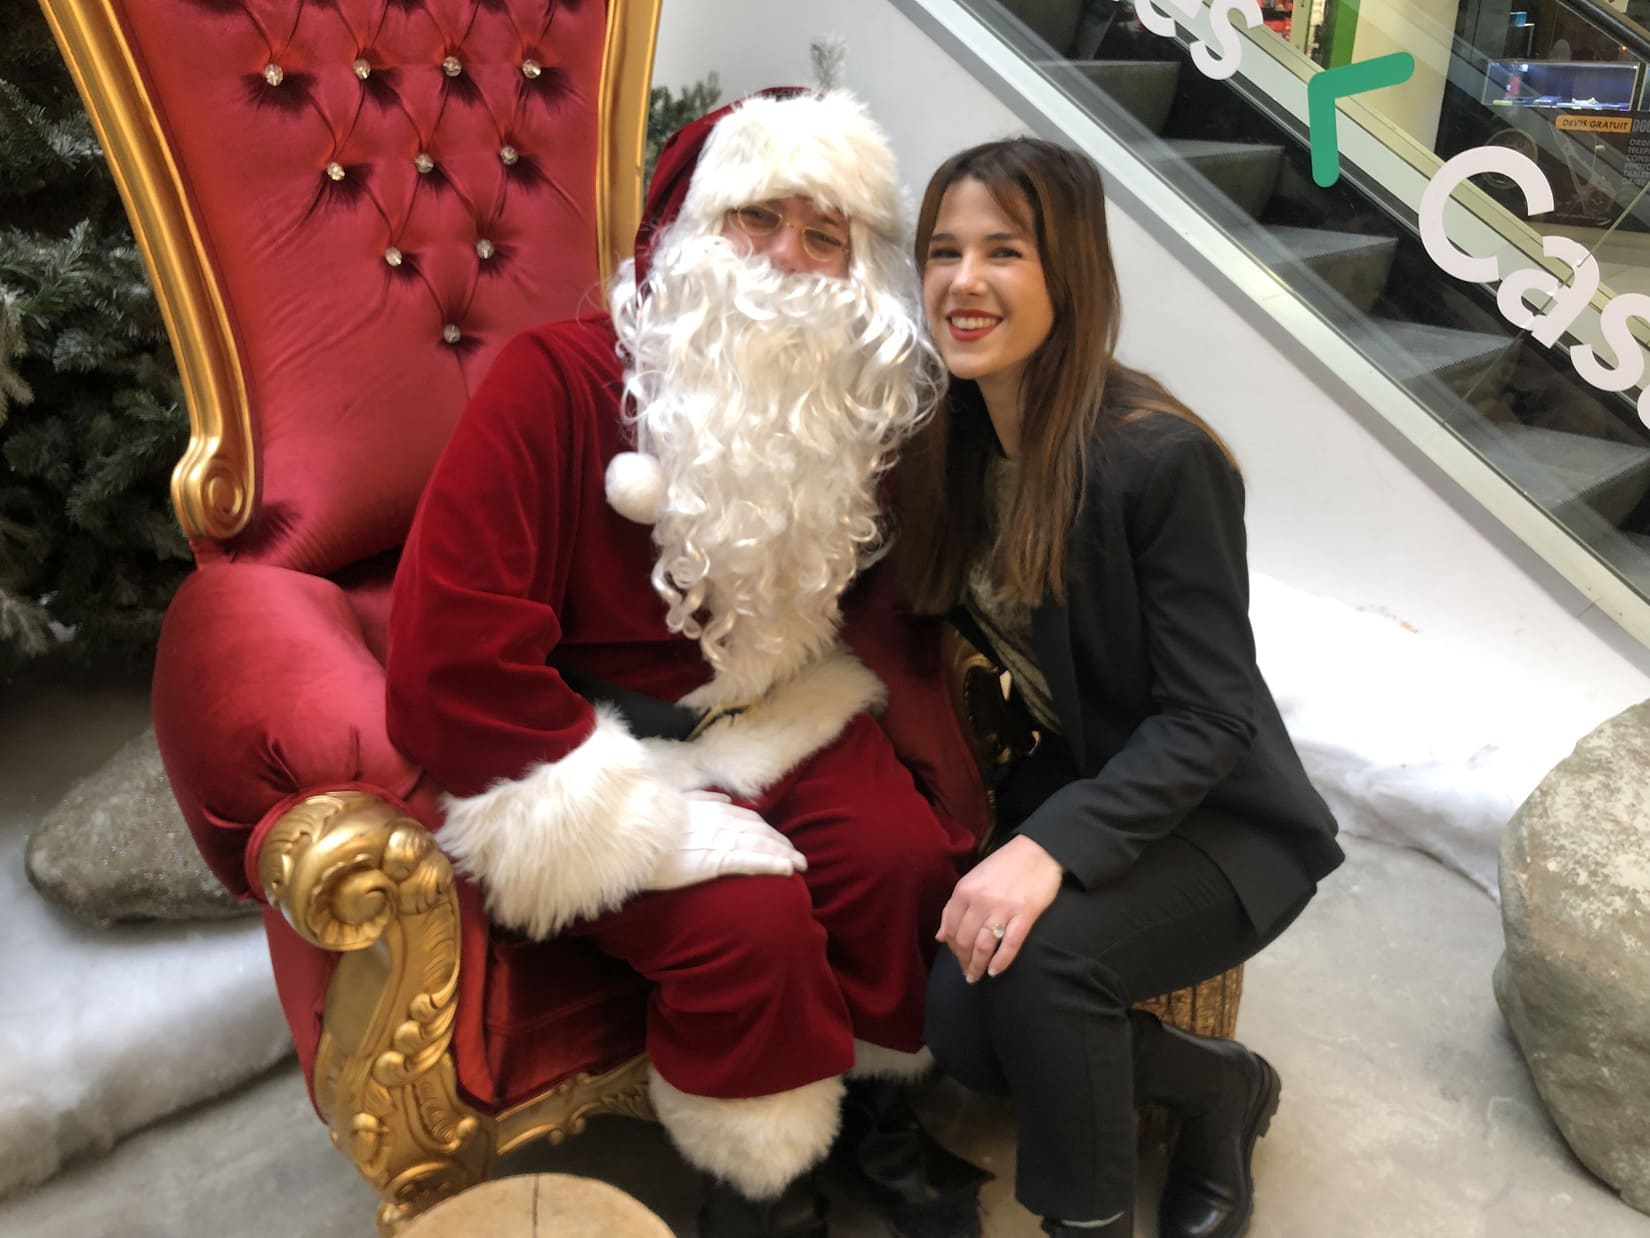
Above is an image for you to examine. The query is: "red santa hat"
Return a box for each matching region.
[608,87,909,526]
[635,86,905,279]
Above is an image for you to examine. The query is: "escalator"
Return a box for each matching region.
[931,0,1650,609]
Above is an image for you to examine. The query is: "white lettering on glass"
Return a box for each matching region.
[1419,147,1554,283]
[1128,0,1255,82]
[1572,292,1650,394]
[1419,147,1650,425]
[1496,236,1597,348]
[1192,0,1263,80]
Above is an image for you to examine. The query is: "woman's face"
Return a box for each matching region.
[922,177,1055,397]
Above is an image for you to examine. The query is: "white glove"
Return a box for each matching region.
[644,791,808,892]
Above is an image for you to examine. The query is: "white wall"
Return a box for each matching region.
[1349,0,1456,150]
[652,0,1650,739]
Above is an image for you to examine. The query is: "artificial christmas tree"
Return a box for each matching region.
[646,73,722,186]
[0,0,189,681]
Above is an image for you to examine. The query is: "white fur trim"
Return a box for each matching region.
[605,450,667,524]
[437,706,685,939]
[649,1066,844,1200]
[678,91,904,245]
[644,647,886,800]
[848,1041,934,1082]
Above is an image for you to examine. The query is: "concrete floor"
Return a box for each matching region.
[2,670,1648,1237]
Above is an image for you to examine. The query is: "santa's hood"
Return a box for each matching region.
[632,87,905,284]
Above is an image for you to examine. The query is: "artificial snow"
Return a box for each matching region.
[0,816,290,1200]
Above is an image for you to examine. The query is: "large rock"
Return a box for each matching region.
[24,724,251,925]
[1496,699,1650,1214]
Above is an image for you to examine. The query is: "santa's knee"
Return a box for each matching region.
[831,810,963,931]
[691,874,829,975]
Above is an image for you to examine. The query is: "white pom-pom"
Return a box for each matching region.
[605,451,667,524]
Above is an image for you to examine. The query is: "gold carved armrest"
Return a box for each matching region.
[256,792,490,1233]
[254,792,654,1234]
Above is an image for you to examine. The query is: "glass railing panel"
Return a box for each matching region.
[956,0,1650,606]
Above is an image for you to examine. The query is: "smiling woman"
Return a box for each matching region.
[921,178,1054,455]
[897,138,1344,1238]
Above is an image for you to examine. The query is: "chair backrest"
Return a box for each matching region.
[41,0,659,576]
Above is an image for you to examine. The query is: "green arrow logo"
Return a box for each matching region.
[1308,53,1416,187]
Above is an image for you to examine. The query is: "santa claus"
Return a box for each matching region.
[386,89,985,1237]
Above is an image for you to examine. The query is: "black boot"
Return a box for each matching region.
[836,1077,990,1238]
[1155,1042,1281,1238]
[698,1169,829,1238]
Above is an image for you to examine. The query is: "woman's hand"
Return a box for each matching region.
[936,834,1064,982]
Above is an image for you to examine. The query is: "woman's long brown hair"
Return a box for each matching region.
[899,138,1232,613]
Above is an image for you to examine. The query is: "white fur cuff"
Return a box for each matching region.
[649,1066,844,1200]
[437,706,685,939]
[649,647,887,800]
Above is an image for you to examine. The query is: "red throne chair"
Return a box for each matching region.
[40,0,661,1231]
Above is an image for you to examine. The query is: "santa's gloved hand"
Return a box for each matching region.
[644,790,808,892]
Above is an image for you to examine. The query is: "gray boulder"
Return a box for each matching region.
[1496,699,1650,1214]
[25,725,252,926]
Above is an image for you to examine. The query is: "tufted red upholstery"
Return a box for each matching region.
[118,0,610,573]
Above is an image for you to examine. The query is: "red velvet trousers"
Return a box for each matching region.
[566,713,973,1098]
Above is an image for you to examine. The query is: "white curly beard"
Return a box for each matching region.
[611,224,936,704]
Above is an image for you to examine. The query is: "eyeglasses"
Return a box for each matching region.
[725,204,851,264]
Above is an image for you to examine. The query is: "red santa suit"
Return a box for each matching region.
[384,90,973,1200]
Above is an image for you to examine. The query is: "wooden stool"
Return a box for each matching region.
[399,1173,672,1238]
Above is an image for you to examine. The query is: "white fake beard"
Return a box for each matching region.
[613,230,934,703]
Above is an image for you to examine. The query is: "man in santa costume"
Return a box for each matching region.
[385,89,986,1238]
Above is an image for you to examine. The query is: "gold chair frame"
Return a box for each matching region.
[258,792,656,1233]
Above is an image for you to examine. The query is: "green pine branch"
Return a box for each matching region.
[0,1,188,680]
[645,74,724,189]
[0,584,52,659]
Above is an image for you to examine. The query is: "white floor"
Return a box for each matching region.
[1,669,1647,1237]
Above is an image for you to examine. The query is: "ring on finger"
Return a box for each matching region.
[988,922,1007,940]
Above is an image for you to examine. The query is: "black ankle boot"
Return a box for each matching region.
[1156,1043,1281,1238]
[836,1077,990,1238]
[698,1169,828,1238]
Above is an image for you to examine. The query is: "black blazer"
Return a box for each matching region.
[961,410,1342,935]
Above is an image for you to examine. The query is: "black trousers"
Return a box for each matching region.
[924,750,1311,1222]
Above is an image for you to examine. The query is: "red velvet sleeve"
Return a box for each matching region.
[385,329,599,799]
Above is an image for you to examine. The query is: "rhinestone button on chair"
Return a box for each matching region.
[442,55,462,77]
[414,153,434,174]
[384,246,403,267]
[499,145,519,166]
[263,63,284,86]
[521,59,542,79]
[475,239,495,260]
[441,324,461,345]
[353,58,371,80]
[325,161,345,182]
